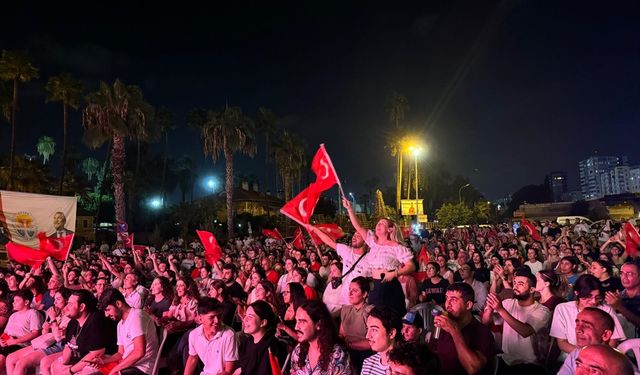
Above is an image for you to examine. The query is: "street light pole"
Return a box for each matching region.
[414,150,419,226]
[458,183,471,203]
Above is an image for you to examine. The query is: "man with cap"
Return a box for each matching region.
[184,297,238,375]
[401,311,425,343]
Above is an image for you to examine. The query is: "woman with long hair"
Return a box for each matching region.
[277,282,306,342]
[344,198,415,316]
[550,274,626,355]
[290,300,353,375]
[436,255,454,284]
[470,251,490,283]
[145,276,173,321]
[162,277,198,333]
[589,260,623,293]
[246,267,267,305]
[419,261,449,305]
[208,280,236,327]
[536,270,565,312]
[239,300,288,374]
[254,279,280,313]
[195,264,214,297]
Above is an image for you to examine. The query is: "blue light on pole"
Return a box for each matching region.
[148,197,163,210]
[203,176,218,193]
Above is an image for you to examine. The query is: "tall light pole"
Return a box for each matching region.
[349,192,356,211]
[459,183,471,203]
[409,146,421,226]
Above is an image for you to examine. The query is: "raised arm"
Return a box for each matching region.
[343,197,367,240]
[306,224,337,250]
[46,257,62,277]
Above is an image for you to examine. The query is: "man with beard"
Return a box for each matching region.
[221,264,247,302]
[98,289,159,374]
[482,270,550,374]
[429,283,495,375]
[306,225,369,306]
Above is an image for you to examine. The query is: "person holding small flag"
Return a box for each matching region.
[342,198,415,316]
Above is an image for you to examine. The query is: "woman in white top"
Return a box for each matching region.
[343,198,415,316]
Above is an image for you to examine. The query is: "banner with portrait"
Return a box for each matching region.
[0,190,77,250]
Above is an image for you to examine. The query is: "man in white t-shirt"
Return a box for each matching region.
[306,224,369,305]
[185,297,238,375]
[482,270,551,370]
[99,289,159,375]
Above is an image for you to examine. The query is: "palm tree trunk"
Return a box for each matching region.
[8,78,18,189]
[224,148,235,238]
[161,132,168,207]
[58,103,68,195]
[396,153,403,212]
[94,140,111,224]
[112,133,126,223]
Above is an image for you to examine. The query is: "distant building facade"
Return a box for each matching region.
[546,171,568,202]
[579,155,628,199]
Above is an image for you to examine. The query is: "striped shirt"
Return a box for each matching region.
[361,353,388,375]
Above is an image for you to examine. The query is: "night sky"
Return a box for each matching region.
[3,0,639,201]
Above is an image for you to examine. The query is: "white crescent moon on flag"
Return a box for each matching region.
[299,198,308,218]
[320,159,330,179]
[209,236,214,245]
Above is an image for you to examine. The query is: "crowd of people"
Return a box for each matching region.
[0,200,638,375]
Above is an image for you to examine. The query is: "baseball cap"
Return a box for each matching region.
[402,311,424,328]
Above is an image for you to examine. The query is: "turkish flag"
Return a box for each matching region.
[262,228,284,241]
[280,185,320,225]
[268,348,282,375]
[309,223,345,245]
[417,244,430,266]
[6,242,48,268]
[38,232,74,261]
[292,227,305,250]
[196,230,223,265]
[521,219,542,242]
[311,144,340,192]
[117,232,133,249]
[623,222,640,258]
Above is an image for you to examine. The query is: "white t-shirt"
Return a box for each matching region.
[123,286,148,309]
[188,324,238,375]
[500,299,551,365]
[322,283,343,318]
[363,230,413,275]
[117,309,159,373]
[336,244,369,305]
[550,302,626,345]
[5,309,43,342]
[524,261,544,275]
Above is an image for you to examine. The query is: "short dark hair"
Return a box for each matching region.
[13,289,33,303]
[368,305,403,342]
[350,276,370,294]
[99,288,127,310]
[197,297,224,315]
[446,282,475,303]
[388,342,440,375]
[582,307,614,332]
[72,289,98,312]
[293,267,308,281]
[514,269,537,288]
[222,263,237,274]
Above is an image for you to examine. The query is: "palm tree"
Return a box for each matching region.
[82,157,99,181]
[45,73,83,194]
[385,92,410,211]
[36,136,56,164]
[190,105,257,238]
[255,107,278,192]
[271,130,306,202]
[156,107,175,207]
[83,79,154,224]
[0,50,39,186]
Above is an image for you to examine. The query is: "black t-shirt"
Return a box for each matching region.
[420,278,450,305]
[225,281,247,301]
[65,312,117,363]
[148,298,172,319]
[602,277,623,293]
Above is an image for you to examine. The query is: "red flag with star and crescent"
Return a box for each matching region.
[521,219,542,242]
[262,228,284,241]
[196,230,223,265]
[292,227,305,250]
[309,223,346,245]
[623,221,640,258]
[6,232,74,268]
[311,144,341,192]
[280,185,321,225]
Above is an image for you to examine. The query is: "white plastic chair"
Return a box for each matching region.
[151,328,169,375]
[409,302,434,330]
[618,338,640,374]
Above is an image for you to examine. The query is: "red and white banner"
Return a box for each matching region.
[262,228,284,241]
[0,190,76,266]
[280,186,321,225]
[311,144,341,192]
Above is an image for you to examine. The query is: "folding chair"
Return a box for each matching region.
[151,328,170,375]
